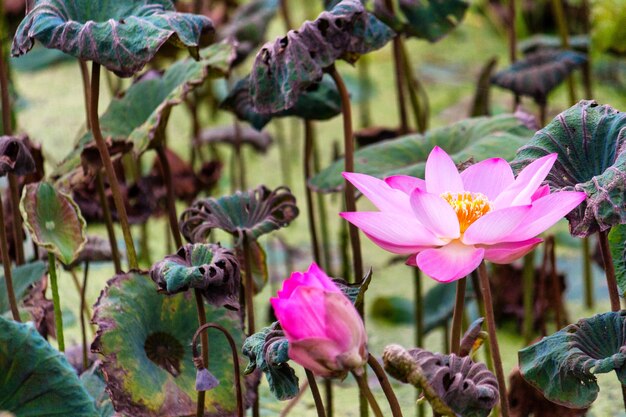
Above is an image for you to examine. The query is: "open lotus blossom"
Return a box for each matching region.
[341,146,586,282]
[270,262,367,378]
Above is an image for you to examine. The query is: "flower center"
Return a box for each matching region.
[440,192,492,233]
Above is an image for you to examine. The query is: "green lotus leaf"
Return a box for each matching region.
[609,224,626,296]
[218,0,279,64]
[518,34,590,55]
[519,311,626,409]
[0,261,46,316]
[150,243,241,309]
[374,0,468,42]
[80,366,115,417]
[242,322,299,401]
[310,113,533,192]
[0,316,98,416]
[92,272,249,417]
[11,0,214,77]
[20,182,87,265]
[54,42,235,177]
[221,75,341,131]
[491,50,587,104]
[250,0,394,113]
[383,344,498,417]
[180,185,299,244]
[512,100,626,237]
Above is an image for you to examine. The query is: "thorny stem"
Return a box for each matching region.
[368,354,403,417]
[327,64,364,283]
[0,190,19,321]
[0,39,25,266]
[597,230,621,312]
[450,277,466,355]
[353,371,384,417]
[48,253,65,351]
[305,370,327,417]
[304,120,321,264]
[80,262,89,369]
[89,62,138,269]
[95,172,122,273]
[192,323,244,417]
[477,262,510,417]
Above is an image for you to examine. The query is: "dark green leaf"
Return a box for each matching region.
[242,322,299,401]
[0,261,46,315]
[383,344,498,417]
[609,224,626,297]
[519,311,626,408]
[12,0,214,77]
[221,75,341,130]
[592,1,626,56]
[311,114,533,192]
[333,268,372,310]
[0,316,98,416]
[518,34,590,55]
[55,42,235,177]
[491,50,587,103]
[92,272,249,416]
[250,0,394,113]
[513,100,626,237]
[374,0,468,42]
[371,295,413,325]
[180,185,299,244]
[150,243,241,309]
[21,182,87,265]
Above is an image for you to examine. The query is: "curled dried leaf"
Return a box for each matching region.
[180,185,299,244]
[150,243,241,309]
[0,135,35,177]
[198,125,273,153]
[383,344,499,417]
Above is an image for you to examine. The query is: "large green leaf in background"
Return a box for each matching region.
[21,182,87,265]
[0,261,46,315]
[221,75,341,131]
[250,0,394,113]
[11,0,213,77]
[80,367,114,417]
[374,0,468,42]
[513,100,626,237]
[92,273,248,417]
[54,42,235,177]
[310,114,533,192]
[0,317,98,416]
[592,0,626,56]
[519,311,626,409]
[609,224,626,297]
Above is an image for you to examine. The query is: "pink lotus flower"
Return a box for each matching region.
[341,146,586,283]
[270,262,367,378]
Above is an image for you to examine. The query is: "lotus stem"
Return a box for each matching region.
[192,322,244,417]
[367,354,403,417]
[550,0,577,105]
[470,270,494,372]
[547,237,564,328]
[324,379,334,417]
[69,268,92,334]
[193,290,209,417]
[398,41,428,134]
[47,253,65,352]
[275,119,293,188]
[583,237,594,309]
[80,262,89,369]
[234,122,247,191]
[0,40,25,266]
[450,277,466,354]
[304,120,321,263]
[507,0,520,107]
[279,0,294,31]
[95,171,122,273]
[242,235,256,335]
[89,63,138,269]
[305,370,327,417]
[392,38,409,134]
[279,381,310,417]
[597,230,621,311]
[156,144,183,248]
[413,269,424,417]
[477,262,510,417]
[0,190,19,321]
[538,101,547,126]
[522,252,534,345]
[312,138,332,273]
[353,371,384,417]
[327,64,364,284]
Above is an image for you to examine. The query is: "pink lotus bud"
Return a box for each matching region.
[270,262,368,378]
